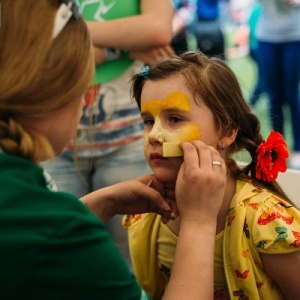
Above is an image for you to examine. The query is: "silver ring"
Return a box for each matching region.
[212,161,222,166]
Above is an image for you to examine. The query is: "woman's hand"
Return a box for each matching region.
[163,141,226,299]
[176,141,226,223]
[82,174,177,223]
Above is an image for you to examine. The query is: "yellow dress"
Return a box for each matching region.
[123,179,300,299]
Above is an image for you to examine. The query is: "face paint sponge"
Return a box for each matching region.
[163,142,183,157]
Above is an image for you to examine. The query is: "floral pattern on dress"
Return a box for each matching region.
[123,214,142,229]
[291,230,300,247]
[214,288,230,299]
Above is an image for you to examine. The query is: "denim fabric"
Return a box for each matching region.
[248,48,265,106]
[258,40,300,151]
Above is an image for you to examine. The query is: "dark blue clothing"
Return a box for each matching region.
[195,0,225,59]
[248,48,265,106]
[171,0,197,55]
[258,40,300,150]
[248,4,265,106]
[197,0,219,21]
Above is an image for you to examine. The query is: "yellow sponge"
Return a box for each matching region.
[163,142,183,157]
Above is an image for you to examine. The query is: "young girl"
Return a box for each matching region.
[124,51,300,299]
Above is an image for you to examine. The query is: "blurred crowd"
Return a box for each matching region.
[188,0,300,170]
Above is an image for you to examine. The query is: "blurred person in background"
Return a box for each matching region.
[256,0,300,169]
[233,2,265,106]
[171,0,197,55]
[194,0,226,59]
[247,2,265,106]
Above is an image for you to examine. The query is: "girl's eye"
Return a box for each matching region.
[170,116,183,123]
[143,118,154,126]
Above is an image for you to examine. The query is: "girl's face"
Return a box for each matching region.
[141,75,219,184]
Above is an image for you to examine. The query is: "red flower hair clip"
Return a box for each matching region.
[255,131,289,182]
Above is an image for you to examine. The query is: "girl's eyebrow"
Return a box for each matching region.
[163,107,189,113]
[140,112,150,118]
[141,107,188,115]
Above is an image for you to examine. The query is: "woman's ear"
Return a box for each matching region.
[218,128,238,150]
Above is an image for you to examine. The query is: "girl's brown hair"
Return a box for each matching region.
[131,51,291,202]
[0,0,94,162]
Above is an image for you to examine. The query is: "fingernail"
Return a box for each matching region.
[170,212,177,220]
[162,201,171,211]
[147,178,154,186]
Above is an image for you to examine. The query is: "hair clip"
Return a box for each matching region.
[66,0,81,20]
[52,0,82,39]
[139,65,150,79]
[255,130,289,182]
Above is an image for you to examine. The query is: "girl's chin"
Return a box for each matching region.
[153,170,177,184]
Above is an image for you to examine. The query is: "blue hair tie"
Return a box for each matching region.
[139,65,150,79]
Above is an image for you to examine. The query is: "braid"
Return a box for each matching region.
[232,112,263,177]
[0,117,54,162]
[232,112,293,204]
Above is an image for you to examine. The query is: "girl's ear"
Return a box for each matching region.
[219,128,238,149]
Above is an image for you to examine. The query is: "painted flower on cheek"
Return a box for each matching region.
[255,131,289,182]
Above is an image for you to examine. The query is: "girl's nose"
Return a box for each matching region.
[148,123,164,145]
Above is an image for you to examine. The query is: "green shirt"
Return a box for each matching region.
[79,0,140,84]
[0,153,148,299]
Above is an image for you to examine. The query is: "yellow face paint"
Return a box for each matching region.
[141,91,191,115]
[141,91,201,143]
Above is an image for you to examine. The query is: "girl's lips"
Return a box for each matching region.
[150,152,166,160]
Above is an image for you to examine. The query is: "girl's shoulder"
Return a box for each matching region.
[123,213,162,231]
[232,180,300,253]
[234,179,292,207]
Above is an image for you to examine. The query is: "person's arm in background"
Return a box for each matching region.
[91,0,175,65]
[172,0,197,38]
[128,45,175,66]
[88,0,174,50]
[128,0,198,65]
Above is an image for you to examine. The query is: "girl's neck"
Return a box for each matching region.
[166,172,237,236]
[216,172,236,234]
